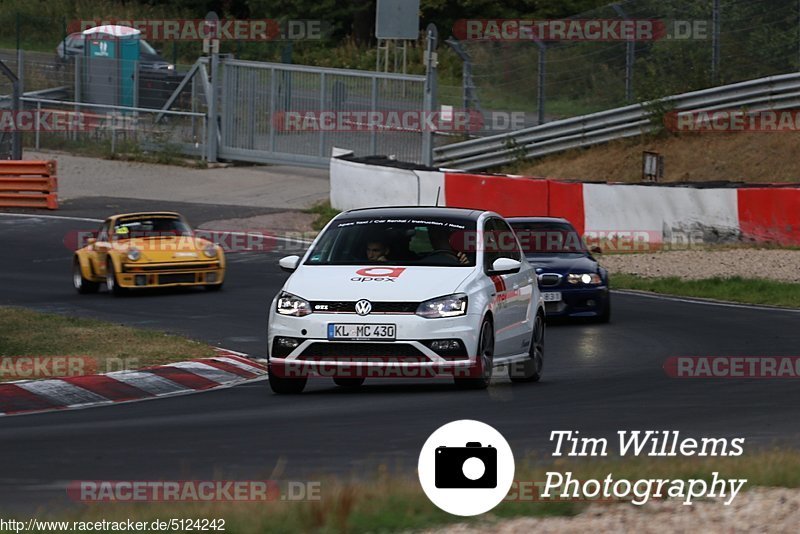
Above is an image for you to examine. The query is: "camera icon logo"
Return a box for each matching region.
[418,420,515,516]
[435,442,497,488]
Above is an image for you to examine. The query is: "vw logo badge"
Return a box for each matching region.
[355,299,372,316]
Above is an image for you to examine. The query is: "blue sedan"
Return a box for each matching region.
[508,217,610,322]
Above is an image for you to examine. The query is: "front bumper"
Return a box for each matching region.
[541,285,609,318]
[267,311,484,378]
[116,261,224,288]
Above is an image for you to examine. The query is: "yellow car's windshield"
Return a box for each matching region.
[112,216,192,240]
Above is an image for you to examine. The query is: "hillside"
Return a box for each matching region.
[510,132,800,183]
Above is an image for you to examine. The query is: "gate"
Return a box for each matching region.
[218,59,427,167]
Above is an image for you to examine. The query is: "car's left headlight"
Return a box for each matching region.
[567,272,602,285]
[127,248,141,261]
[203,245,218,258]
[416,294,468,318]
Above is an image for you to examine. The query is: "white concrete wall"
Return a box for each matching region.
[329,157,444,211]
[583,183,740,242]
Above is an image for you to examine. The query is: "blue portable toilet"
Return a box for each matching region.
[83,25,141,107]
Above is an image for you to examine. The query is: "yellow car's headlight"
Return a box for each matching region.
[203,245,218,258]
[127,248,141,261]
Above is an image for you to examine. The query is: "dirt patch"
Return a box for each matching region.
[511,132,800,183]
[599,249,800,283]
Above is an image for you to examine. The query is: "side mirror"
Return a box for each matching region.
[490,257,521,275]
[590,246,603,255]
[279,255,300,273]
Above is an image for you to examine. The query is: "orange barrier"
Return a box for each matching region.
[0,160,58,209]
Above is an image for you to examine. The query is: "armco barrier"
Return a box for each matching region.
[330,155,800,246]
[0,160,58,209]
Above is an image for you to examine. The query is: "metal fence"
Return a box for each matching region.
[21,98,206,158]
[218,57,428,167]
[444,0,800,129]
[434,71,800,171]
[1,48,431,166]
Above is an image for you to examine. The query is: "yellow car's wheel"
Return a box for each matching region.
[105,259,127,296]
[73,258,99,294]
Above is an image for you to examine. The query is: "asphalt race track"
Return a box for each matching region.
[2,205,800,512]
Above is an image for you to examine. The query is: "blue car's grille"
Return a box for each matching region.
[538,273,562,287]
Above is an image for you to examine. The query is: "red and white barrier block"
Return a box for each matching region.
[329,155,800,247]
[0,349,266,417]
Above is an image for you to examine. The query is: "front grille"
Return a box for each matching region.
[158,273,197,284]
[297,342,427,362]
[124,261,219,273]
[310,301,418,314]
[538,273,563,287]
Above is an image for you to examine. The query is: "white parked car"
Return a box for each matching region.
[267,207,545,394]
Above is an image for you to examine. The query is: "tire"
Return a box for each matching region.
[333,377,365,388]
[268,369,307,394]
[595,297,611,323]
[105,259,127,296]
[454,318,494,390]
[73,259,99,294]
[510,312,544,382]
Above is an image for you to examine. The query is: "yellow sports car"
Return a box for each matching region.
[73,211,225,295]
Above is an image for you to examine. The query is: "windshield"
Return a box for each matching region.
[305,216,477,267]
[510,221,587,254]
[112,216,192,240]
[139,40,158,56]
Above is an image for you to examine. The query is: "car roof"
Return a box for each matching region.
[109,211,183,221]
[340,206,486,221]
[506,216,572,225]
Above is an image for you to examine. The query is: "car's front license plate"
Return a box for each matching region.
[542,291,562,302]
[328,324,396,340]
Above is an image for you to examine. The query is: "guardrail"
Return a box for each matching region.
[433,72,800,171]
[0,160,58,209]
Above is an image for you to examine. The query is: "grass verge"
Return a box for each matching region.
[0,307,215,381]
[612,274,800,308]
[305,201,341,231]
[31,449,800,533]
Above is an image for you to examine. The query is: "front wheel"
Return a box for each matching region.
[105,259,127,296]
[269,369,307,394]
[73,259,99,294]
[595,297,611,323]
[454,318,494,390]
[510,312,544,382]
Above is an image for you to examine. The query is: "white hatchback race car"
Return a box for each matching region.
[266,207,545,393]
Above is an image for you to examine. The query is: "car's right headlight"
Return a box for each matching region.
[127,248,141,261]
[276,291,312,317]
[416,294,468,318]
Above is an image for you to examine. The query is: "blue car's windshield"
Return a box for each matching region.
[510,222,587,255]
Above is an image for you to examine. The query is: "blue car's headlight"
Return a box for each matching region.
[567,273,602,285]
[416,294,468,318]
